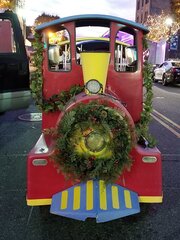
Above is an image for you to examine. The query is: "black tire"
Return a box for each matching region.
[39,205,51,218]
[162,74,168,86]
[153,77,158,83]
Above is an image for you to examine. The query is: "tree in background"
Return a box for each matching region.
[0,0,24,10]
[144,11,180,42]
[34,12,59,26]
[31,12,60,38]
[0,0,15,9]
[171,0,180,23]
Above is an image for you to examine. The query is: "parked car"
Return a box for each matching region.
[153,60,180,86]
[0,10,31,113]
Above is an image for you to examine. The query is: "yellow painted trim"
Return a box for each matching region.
[73,186,81,210]
[58,37,128,47]
[61,190,68,209]
[99,180,107,210]
[26,195,163,206]
[81,52,110,94]
[111,186,119,209]
[86,180,93,210]
[27,198,52,206]
[139,196,163,203]
[124,190,132,208]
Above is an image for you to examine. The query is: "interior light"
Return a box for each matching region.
[48,32,54,38]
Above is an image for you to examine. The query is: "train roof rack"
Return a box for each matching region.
[36,14,149,34]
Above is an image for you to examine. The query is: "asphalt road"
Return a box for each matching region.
[0,84,180,240]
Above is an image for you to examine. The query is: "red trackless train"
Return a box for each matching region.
[27,14,162,223]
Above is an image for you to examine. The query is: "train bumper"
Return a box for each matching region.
[50,180,140,223]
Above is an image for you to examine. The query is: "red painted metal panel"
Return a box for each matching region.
[117,145,162,196]
[27,141,162,200]
[0,21,13,53]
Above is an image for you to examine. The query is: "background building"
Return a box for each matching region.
[136,0,180,63]
[136,0,171,24]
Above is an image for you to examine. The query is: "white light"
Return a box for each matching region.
[165,18,173,27]
[17,8,24,17]
[86,79,101,94]
[142,156,157,163]
[32,159,48,166]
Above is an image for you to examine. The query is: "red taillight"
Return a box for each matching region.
[171,67,176,73]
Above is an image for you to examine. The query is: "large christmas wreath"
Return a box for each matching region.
[54,101,134,182]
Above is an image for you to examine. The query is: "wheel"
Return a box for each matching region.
[153,73,158,83]
[153,77,158,83]
[162,74,168,86]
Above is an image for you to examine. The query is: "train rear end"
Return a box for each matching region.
[27,15,162,222]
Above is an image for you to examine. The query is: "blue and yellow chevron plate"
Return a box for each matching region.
[50,180,140,223]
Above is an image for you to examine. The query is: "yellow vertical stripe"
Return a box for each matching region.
[86,180,93,210]
[99,180,107,210]
[73,186,81,210]
[111,186,120,209]
[60,190,68,209]
[124,190,132,208]
[81,52,110,94]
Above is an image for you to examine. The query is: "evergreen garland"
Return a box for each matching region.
[42,85,84,112]
[135,61,156,147]
[135,37,156,147]
[30,33,44,109]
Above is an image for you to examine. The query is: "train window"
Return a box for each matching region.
[0,19,17,53]
[115,28,137,72]
[75,26,110,64]
[48,29,71,71]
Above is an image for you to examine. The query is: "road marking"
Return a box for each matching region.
[155,97,164,99]
[151,114,180,138]
[162,154,180,161]
[153,109,180,129]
